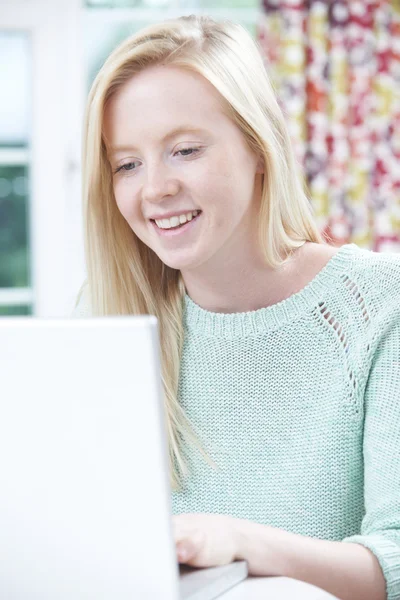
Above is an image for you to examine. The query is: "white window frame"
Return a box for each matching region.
[0,0,85,317]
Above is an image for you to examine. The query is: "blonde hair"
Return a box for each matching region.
[81,14,323,490]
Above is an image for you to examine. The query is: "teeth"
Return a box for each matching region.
[155,210,200,229]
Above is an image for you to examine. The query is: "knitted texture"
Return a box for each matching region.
[171,244,400,600]
[72,244,400,599]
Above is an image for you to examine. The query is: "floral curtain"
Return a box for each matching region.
[257,0,400,251]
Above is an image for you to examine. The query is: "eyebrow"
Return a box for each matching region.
[108,126,208,155]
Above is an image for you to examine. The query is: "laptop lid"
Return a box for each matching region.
[0,317,180,600]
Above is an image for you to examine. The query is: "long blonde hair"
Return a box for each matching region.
[81,14,323,490]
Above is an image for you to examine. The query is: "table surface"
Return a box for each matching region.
[219,576,340,599]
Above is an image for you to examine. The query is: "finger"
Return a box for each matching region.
[176,539,196,562]
[176,530,204,562]
[174,526,201,545]
[173,520,197,539]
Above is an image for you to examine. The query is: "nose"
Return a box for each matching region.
[141,160,180,205]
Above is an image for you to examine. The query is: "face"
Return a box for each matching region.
[103,65,264,274]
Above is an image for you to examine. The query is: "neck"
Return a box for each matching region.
[181,242,306,314]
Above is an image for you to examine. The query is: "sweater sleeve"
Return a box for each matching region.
[341,302,400,600]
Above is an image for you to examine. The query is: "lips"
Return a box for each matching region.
[152,210,202,230]
[150,210,202,236]
[149,209,202,222]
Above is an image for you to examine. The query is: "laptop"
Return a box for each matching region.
[0,317,247,600]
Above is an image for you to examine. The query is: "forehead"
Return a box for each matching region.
[103,65,228,145]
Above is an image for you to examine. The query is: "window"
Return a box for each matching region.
[0,32,32,316]
[0,0,85,317]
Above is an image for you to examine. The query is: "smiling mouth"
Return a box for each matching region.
[150,211,202,230]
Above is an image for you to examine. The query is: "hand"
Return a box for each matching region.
[172,513,241,568]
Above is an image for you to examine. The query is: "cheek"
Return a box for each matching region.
[198,159,233,203]
[205,163,243,217]
[113,181,140,223]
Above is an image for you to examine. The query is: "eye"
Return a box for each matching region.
[114,161,138,174]
[175,147,200,157]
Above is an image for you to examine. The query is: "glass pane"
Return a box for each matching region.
[0,305,32,317]
[0,32,31,147]
[0,165,30,288]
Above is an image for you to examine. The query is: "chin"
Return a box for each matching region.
[158,252,202,273]
[160,258,195,271]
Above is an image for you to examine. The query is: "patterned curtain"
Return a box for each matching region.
[257,0,400,252]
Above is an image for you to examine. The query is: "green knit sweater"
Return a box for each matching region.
[171,244,400,600]
[73,243,400,599]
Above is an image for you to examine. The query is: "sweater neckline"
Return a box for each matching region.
[183,243,360,338]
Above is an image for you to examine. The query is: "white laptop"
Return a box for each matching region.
[0,317,247,600]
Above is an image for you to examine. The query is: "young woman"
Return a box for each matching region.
[74,15,400,600]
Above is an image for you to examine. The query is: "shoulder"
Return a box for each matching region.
[342,244,400,304]
[302,242,400,295]
[298,242,340,278]
[341,245,400,349]
[71,283,92,318]
[303,242,400,336]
